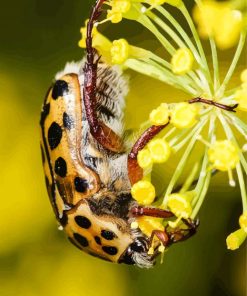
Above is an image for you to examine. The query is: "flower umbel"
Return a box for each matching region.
[80,0,247,252]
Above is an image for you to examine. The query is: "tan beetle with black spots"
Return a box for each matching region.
[40,0,199,267]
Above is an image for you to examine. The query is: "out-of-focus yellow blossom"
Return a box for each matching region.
[239,212,247,233]
[241,69,247,83]
[235,88,247,111]
[214,9,243,50]
[165,0,182,7]
[137,216,164,237]
[167,191,194,219]
[149,103,170,126]
[131,180,156,205]
[171,48,194,75]
[106,0,131,23]
[78,21,112,60]
[193,1,244,49]
[226,228,247,250]
[208,140,239,171]
[170,102,198,129]
[148,139,171,163]
[111,38,130,64]
[137,148,153,168]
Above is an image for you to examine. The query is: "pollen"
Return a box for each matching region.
[208,140,239,171]
[226,229,247,250]
[148,139,171,163]
[239,212,247,233]
[137,148,153,169]
[149,103,169,126]
[171,48,194,75]
[110,38,130,64]
[170,102,198,129]
[167,191,194,219]
[131,180,156,205]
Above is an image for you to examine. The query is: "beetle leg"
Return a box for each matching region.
[167,218,199,244]
[83,0,123,153]
[149,230,170,248]
[131,206,174,219]
[188,97,238,112]
[128,123,170,184]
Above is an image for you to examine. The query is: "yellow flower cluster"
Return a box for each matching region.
[150,102,199,129]
[193,1,244,49]
[208,140,239,171]
[235,69,247,111]
[137,138,171,169]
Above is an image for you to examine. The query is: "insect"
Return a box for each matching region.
[40,0,200,268]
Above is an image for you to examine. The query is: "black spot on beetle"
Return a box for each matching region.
[63,112,74,130]
[101,230,116,240]
[74,215,91,229]
[60,212,68,226]
[102,246,118,256]
[48,122,62,150]
[94,236,102,245]
[54,157,67,177]
[74,177,88,193]
[73,233,89,247]
[52,80,69,100]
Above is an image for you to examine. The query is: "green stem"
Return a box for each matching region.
[156,6,204,69]
[162,117,208,206]
[180,3,213,96]
[218,112,247,212]
[217,32,246,98]
[191,114,216,217]
[209,37,220,94]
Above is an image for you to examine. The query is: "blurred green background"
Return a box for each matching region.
[0,1,246,295]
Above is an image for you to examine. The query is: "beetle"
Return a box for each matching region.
[40,0,199,268]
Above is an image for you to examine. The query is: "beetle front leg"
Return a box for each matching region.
[128,123,170,184]
[83,0,123,153]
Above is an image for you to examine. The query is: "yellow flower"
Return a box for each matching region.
[106,0,131,24]
[149,103,170,126]
[110,38,130,64]
[137,148,153,169]
[239,212,247,233]
[241,69,247,83]
[214,9,243,50]
[193,1,243,49]
[131,180,156,205]
[208,140,239,171]
[226,228,247,250]
[171,48,195,75]
[137,216,164,237]
[167,191,194,219]
[170,102,198,129]
[148,139,171,163]
[235,88,247,112]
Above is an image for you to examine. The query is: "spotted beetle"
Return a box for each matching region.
[40,0,198,268]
